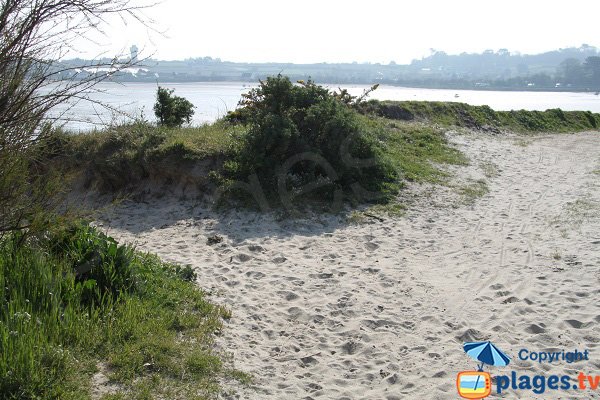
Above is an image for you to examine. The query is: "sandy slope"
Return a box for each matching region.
[96,131,599,399]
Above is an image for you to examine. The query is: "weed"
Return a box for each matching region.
[456,179,489,204]
[551,250,562,260]
[0,224,241,399]
[479,161,499,178]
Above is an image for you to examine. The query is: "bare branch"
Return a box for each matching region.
[0,0,155,233]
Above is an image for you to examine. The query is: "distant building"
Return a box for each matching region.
[130,45,139,62]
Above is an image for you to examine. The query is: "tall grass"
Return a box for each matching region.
[0,224,235,399]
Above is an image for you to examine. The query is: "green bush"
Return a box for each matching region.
[224,76,397,206]
[0,224,231,399]
[154,87,195,128]
[49,223,136,307]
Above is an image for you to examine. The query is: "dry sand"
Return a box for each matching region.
[95,131,599,399]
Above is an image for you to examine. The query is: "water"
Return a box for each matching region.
[50,82,600,131]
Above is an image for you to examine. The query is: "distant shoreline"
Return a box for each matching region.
[69,78,600,94]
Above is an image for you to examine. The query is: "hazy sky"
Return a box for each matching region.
[75,0,600,63]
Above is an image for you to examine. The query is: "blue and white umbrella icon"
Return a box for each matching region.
[463,341,511,371]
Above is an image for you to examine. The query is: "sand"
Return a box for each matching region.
[95,131,599,399]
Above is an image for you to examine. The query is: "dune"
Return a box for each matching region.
[95,131,599,399]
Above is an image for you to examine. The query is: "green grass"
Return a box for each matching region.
[456,179,490,204]
[0,223,241,399]
[361,117,468,184]
[49,120,243,192]
[360,100,600,133]
[552,198,600,229]
[479,161,500,178]
[343,117,468,220]
[48,100,598,205]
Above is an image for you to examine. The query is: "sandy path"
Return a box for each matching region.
[97,131,599,399]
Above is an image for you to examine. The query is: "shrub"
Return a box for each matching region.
[49,222,136,307]
[224,76,397,207]
[154,87,195,128]
[0,224,231,399]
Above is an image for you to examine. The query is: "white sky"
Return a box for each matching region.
[73,0,600,63]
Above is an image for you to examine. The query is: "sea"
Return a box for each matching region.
[48,82,600,131]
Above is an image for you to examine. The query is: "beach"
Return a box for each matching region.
[94,131,600,399]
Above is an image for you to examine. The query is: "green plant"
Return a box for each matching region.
[0,224,238,399]
[456,179,489,204]
[359,100,600,133]
[154,87,195,128]
[172,264,197,282]
[49,223,136,307]
[47,121,242,193]
[224,75,398,207]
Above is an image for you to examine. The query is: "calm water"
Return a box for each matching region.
[50,82,600,131]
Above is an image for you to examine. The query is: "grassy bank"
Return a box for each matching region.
[49,99,600,209]
[49,115,466,205]
[359,100,600,133]
[0,223,242,399]
[49,121,244,193]
[49,88,483,208]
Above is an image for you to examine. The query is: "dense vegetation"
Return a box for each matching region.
[1,223,238,399]
[220,76,398,207]
[359,100,600,133]
[49,121,243,193]
[47,120,463,208]
[408,46,600,90]
[47,83,599,211]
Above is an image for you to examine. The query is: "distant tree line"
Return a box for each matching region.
[53,45,600,91]
[558,57,600,88]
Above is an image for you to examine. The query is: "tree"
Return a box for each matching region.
[583,56,600,88]
[0,0,151,234]
[559,58,585,86]
[529,73,552,87]
[153,87,195,127]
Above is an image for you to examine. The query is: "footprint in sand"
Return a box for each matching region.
[248,244,266,252]
[236,253,252,262]
[277,291,300,301]
[524,323,546,334]
[365,242,379,251]
[246,271,266,279]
